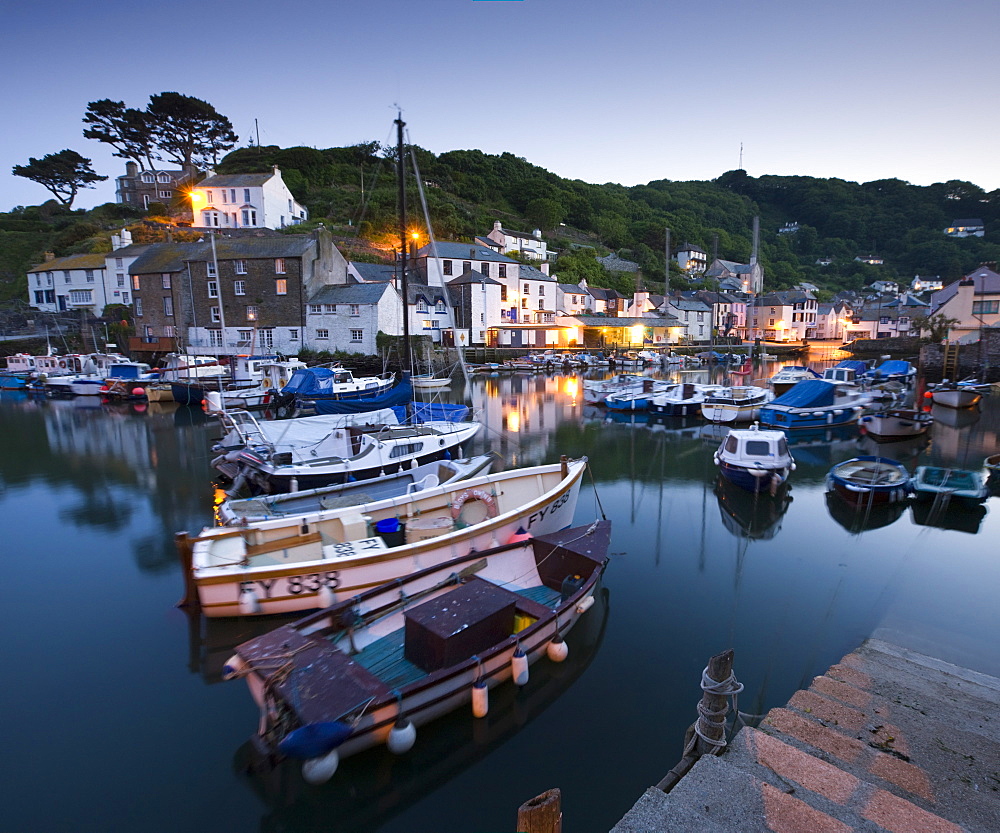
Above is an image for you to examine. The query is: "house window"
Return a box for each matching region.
[435,301,445,313]
[243,188,251,203]
[275,258,286,274]
[481,263,490,277]
[501,286,508,302]
[158,190,172,199]
[132,275,141,290]
[115,258,123,268]
[522,298,528,309]
[163,296,173,317]
[221,190,228,204]
[122,292,129,304]
[163,325,175,337]
[158,173,170,183]
[973,300,999,314]
[499,264,506,278]
[316,329,329,339]
[422,319,433,330]
[63,270,71,283]
[206,190,213,203]
[241,209,257,226]
[879,316,890,324]
[443,260,453,276]
[275,279,287,295]
[207,261,217,277]
[349,304,360,316]
[309,304,322,314]
[523,284,529,294]
[209,330,223,347]
[235,260,247,274]
[86,270,95,283]
[207,281,218,298]
[258,329,273,350]
[135,298,143,316]
[246,305,258,321]
[289,329,299,341]
[210,306,220,323]
[324,304,336,313]
[230,189,236,203]
[161,273,171,289]
[238,329,252,342]
[539,299,545,310]
[768,318,775,326]
[234,281,245,296]
[350,329,363,342]
[142,173,154,183]
[34,290,44,304]
[462,261,471,273]
[416,299,428,313]
[69,290,92,304]
[539,285,544,296]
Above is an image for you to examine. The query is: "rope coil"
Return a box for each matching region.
[689,667,745,751]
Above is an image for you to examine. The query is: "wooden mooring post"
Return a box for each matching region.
[516,788,562,833]
[656,649,734,793]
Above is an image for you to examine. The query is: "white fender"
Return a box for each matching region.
[546,636,569,663]
[512,649,529,687]
[238,586,261,616]
[575,595,596,615]
[318,584,336,608]
[301,748,339,784]
[387,718,416,754]
[221,654,247,681]
[472,680,489,718]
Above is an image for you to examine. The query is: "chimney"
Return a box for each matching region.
[533,229,542,239]
[44,251,55,262]
[493,220,502,231]
[470,248,477,259]
[125,161,138,178]
[540,263,550,276]
[750,216,760,266]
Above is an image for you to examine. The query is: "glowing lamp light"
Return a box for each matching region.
[188,191,204,204]
[507,410,521,433]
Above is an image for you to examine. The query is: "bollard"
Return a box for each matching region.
[656,649,735,793]
[516,788,561,833]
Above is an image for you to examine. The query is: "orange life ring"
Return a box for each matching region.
[451,488,498,520]
[59,360,67,368]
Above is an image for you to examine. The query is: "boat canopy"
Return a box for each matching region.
[281,367,348,395]
[869,360,912,376]
[769,379,836,407]
[836,360,868,373]
[312,377,414,415]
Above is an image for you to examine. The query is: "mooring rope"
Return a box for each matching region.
[688,666,746,752]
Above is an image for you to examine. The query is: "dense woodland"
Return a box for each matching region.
[3,138,999,307]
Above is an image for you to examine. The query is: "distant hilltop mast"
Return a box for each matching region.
[739,142,744,170]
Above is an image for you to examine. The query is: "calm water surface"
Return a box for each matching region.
[3,358,999,833]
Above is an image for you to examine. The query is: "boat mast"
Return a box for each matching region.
[395,112,412,375]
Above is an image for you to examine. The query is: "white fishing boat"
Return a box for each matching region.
[224,520,610,783]
[181,457,590,617]
[211,407,481,494]
[858,408,933,440]
[928,380,982,409]
[701,386,772,423]
[713,423,795,493]
[582,373,649,405]
[768,366,820,396]
[218,454,495,524]
[411,373,452,389]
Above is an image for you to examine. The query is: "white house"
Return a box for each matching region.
[485,220,550,260]
[911,275,943,292]
[674,242,708,274]
[444,272,503,347]
[664,298,713,342]
[943,219,985,238]
[815,302,851,341]
[556,282,593,317]
[27,253,108,315]
[305,282,401,355]
[870,280,899,294]
[415,242,519,290]
[751,291,818,341]
[189,166,308,230]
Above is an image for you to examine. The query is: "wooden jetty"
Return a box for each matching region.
[613,638,1000,832]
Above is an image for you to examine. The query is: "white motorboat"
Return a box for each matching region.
[858,408,933,440]
[701,386,772,423]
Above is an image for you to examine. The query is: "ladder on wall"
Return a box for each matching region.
[942,343,960,379]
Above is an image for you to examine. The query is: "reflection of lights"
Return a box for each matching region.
[212,487,228,526]
[563,378,579,398]
[507,410,520,432]
[630,325,644,342]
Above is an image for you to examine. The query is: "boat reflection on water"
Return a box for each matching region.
[855,432,930,463]
[930,403,980,429]
[184,609,306,684]
[230,586,610,833]
[825,490,907,534]
[714,476,793,540]
[909,500,988,535]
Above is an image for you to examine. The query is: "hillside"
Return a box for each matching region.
[2,141,998,307]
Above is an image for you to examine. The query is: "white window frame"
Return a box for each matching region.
[207,281,218,298]
[275,258,286,274]
[234,260,247,275]
[316,329,329,340]
[210,306,220,323]
[233,281,245,296]
[350,329,363,342]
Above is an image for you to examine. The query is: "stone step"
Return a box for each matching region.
[611,785,733,833]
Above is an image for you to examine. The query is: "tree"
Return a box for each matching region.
[12,150,107,207]
[82,99,157,170]
[911,312,959,342]
[146,92,237,169]
[525,197,564,232]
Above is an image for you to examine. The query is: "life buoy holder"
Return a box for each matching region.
[262,377,272,388]
[451,488,499,521]
[59,360,67,368]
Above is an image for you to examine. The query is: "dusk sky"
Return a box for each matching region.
[2,0,998,211]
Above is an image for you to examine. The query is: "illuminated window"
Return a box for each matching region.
[246,305,258,321]
[132,275,141,290]
[275,279,287,295]
[275,258,286,274]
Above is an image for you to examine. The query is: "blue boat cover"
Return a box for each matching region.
[410,402,470,423]
[836,360,868,373]
[280,367,339,395]
[769,379,836,407]
[869,360,912,377]
[311,377,413,415]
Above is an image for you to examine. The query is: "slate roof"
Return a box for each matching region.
[308,282,393,305]
[129,243,205,274]
[418,242,517,263]
[350,262,398,282]
[198,172,274,188]
[931,266,1000,310]
[446,269,503,287]
[573,314,681,327]
[204,236,315,260]
[706,259,755,276]
[519,264,556,282]
[406,283,447,304]
[587,286,625,301]
[28,253,108,272]
[668,299,712,313]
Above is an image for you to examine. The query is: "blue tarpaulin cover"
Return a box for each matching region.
[311,377,413,415]
[836,360,869,373]
[769,379,836,407]
[868,360,912,377]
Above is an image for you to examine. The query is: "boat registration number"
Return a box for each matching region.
[239,571,340,600]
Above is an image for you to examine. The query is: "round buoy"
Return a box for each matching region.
[100,385,109,392]
[546,635,569,663]
[923,391,933,399]
[318,584,336,608]
[511,648,529,686]
[387,717,416,754]
[131,387,144,397]
[221,654,247,680]
[238,586,262,615]
[472,679,489,718]
[301,748,339,784]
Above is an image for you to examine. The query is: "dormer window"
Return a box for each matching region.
[141,173,155,183]
[158,173,170,183]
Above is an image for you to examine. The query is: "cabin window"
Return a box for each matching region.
[389,442,422,459]
[725,436,738,453]
[777,438,789,456]
[745,440,771,456]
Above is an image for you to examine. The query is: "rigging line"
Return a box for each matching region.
[406,135,472,392]
[351,123,396,228]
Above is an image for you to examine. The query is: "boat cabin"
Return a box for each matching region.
[719,426,790,466]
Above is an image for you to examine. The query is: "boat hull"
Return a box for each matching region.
[858,410,932,439]
[930,389,981,409]
[717,460,790,493]
[826,456,910,505]
[192,460,588,617]
[760,404,864,429]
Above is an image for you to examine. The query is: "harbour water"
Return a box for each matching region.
[2,358,998,833]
